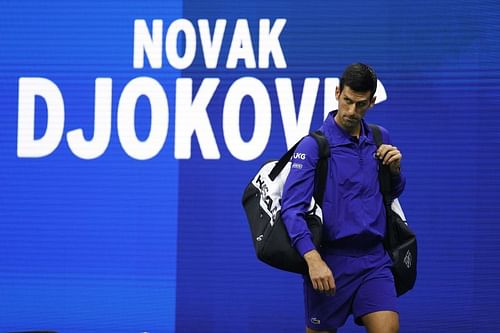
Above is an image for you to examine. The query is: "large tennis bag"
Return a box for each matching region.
[241,131,330,274]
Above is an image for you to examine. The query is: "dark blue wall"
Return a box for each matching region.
[0,0,499,332]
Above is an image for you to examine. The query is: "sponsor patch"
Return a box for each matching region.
[293,152,306,160]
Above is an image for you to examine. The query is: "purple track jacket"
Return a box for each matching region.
[281,111,406,257]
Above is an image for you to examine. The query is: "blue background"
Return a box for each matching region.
[1,0,499,332]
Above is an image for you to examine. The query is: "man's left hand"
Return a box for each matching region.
[376,144,402,175]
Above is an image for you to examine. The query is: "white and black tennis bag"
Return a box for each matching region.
[241,131,330,274]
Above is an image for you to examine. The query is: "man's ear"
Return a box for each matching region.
[370,96,377,107]
[335,86,340,100]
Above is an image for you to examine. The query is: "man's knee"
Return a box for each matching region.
[383,319,399,333]
[361,310,399,333]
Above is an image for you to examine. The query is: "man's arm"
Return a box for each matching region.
[281,136,336,294]
[281,136,320,256]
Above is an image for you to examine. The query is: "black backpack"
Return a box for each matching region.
[370,124,418,296]
[241,131,330,274]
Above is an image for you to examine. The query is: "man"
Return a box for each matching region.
[281,63,405,333]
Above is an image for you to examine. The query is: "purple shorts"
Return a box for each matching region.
[303,243,398,330]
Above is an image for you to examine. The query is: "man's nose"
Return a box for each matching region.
[347,103,357,114]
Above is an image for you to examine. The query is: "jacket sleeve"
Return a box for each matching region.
[379,126,406,199]
[280,136,319,257]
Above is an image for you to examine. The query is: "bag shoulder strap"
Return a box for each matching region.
[309,130,330,207]
[268,131,330,206]
[369,123,383,147]
[369,124,392,207]
[268,140,301,181]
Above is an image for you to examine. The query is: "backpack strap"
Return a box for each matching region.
[369,123,383,147]
[309,130,330,207]
[269,141,301,181]
[369,124,392,207]
[268,131,330,207]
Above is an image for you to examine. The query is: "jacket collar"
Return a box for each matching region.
[320,111,375,146]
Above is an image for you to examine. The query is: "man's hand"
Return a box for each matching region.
[376,144,402,175]
[304,250,336,296]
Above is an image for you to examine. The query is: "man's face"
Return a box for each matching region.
[335,85,376,134]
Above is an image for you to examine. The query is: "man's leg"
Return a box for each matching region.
[361,310,399,333]
[352,253,398,332]
[306,327,337,333]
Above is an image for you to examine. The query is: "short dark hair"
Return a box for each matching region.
[339,63,378,98]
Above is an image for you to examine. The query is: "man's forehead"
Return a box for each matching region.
[341,86,372,101]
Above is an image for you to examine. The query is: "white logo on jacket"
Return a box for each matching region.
[293,152,306,160]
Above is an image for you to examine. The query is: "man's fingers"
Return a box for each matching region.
[386,152,402,165]
[320,277,330,292]
[311,279,319,291]
[377,145,394,158]
[313,274,335,295]
[328,276,335,290]
[383,150,401,165]
[316,279,325,291]
[377,145,399,159]
[312,277,324,291]
[377,145,402,165]
[326,276,336,296]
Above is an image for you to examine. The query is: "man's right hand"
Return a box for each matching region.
[304,249,336,296]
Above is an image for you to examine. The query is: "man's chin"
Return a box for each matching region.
[343,119,359,128]
[344,116,359,124]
